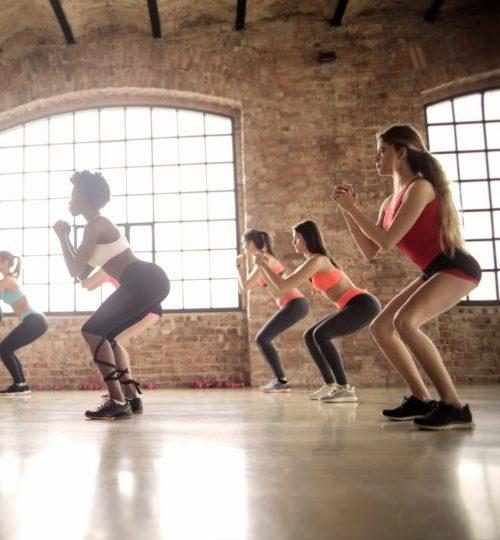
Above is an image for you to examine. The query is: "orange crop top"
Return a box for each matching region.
[257,263,305,308]
[258,264,284,287]
[310,267,344,292]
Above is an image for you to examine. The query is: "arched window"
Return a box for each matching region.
[0,106,239,314]
[426,89,500,303]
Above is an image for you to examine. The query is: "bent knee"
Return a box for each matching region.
[393,310,418,335]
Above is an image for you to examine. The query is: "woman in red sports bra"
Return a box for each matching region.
[237,229,309,393]
[332,124,481,430]
[254,220,380,403]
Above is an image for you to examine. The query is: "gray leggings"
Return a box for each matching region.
[255,297,309,380]
[303,293,381,385]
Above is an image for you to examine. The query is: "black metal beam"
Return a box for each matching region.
[235,0,247,31]
[147,0,162,38]
[49,0,75,44]
[424,0,445,22]
[331,0,349,27]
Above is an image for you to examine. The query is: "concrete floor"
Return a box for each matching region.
[0,387,499,540]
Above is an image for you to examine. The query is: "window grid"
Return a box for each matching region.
[0,106,240,314]
[425,88,500,304]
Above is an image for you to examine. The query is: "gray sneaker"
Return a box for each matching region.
[309,383,337,400]
[259,379,291,393]
[320,385,358,403]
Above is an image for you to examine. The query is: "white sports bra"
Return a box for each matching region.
[88,234,130,267]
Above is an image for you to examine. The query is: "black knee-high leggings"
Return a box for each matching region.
[303,293,381,385]
[0,313,48,384]
[255,297,309,380]
[82,260,169,345]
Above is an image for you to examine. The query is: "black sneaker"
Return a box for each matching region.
[0,383,31,397]
[382,395,437,421]
[414,402,474,431]
[127,397,143,415]
[85,399,133,420]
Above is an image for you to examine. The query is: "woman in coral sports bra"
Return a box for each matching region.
[254,220,380,403]
[333,124,481,430]
[237,229,309,393]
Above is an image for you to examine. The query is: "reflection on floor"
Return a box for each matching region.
[0,387,499,540]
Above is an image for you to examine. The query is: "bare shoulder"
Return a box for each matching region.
[1,276,17,290]
[404,178,436,203]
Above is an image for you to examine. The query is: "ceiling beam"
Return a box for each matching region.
[424,0,445,22]
[235,0,247,31]
[48,0,75,44]
[331,0,349,27]
[147,0,162,38]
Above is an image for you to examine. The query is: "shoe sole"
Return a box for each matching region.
[414,421,475,431]
[321,397,358,403]
[84,413,133,420]
[0,393,32,398]
[382,414,423,422]
[263,389,291,394]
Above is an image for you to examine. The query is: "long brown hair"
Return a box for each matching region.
[0,251,22,278]
[293,220,339,268]
[243,229,276,257]
[378,124,464,255]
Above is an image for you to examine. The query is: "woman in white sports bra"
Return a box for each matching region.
[53,170,169,420]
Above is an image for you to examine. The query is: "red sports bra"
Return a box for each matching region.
[310,266,344,292]
[258,263,305,308]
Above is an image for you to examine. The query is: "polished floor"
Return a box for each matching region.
[0,386,499,540]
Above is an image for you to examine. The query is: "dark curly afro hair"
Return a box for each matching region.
[70,170,111,210]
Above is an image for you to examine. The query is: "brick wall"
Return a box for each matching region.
[0,3,499,388]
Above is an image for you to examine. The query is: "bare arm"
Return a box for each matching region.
[236,256,261,292]
[54,221,100,278]
[81,268,108,291]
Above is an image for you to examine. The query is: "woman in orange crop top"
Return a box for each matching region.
[254,220,380,403]
[54,170,169,420]
[237,229,309,393]
[332,124,480,430]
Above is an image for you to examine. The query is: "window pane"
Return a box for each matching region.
[179,164,206,192]
[0,173,23,200]
[208,192,236,220]
[453,94,482,122]
[458,152,487,180]
[207,163,235,191]
[129,225,153,251]
[24,146,48,173]
[49,144,74,171]
[103,168,126,195]
[152,109,177,137]
[209,221,237,249]
[127,167,152,194]
[426,101,453,124]
[459,181,491,210]
[0,147,23,173]
[50,114,73,144]
[0,126,23,147]
[75,110,99,142]
[485,122,500,149]
[494,211,500,238]
[25,119,48,145]
[126,139,152,167]
[178,110,204,136]
[206,136,233,162]
[153,166,180,193]
[456,123,485,151]
[49,229,63,255]
[163,280,183,309]
[126,108,151,139]
[179,137,205,164]
[155,252,182,280]
[23,256,48,283]
[182,222,209,250]
[465,241,494,269]
[183,251,210,279]
[49,198,70,224]
[484,90,500,121]
[49,255,73,283]
[24,284,49,312]
[210,249,237,278]
[153,139,178,165]
[491,181,500,206]
[183,280,210,309]
[462,211,492,239]
[155,223,181,251]
[76,286,101,311]
[24,228,48,255]
[75,143,99,169]
[100,141,125,168]
[0,201,23,228]
[154,194,181,222]
[438,153,459,181]
[468,271,496,301]
[49,171,72,199]
[428,125,455,152]
[135,251,153,262]
[211,279,239,308]
[181,193,207,220]
[205,114,232,135]
[127,195,153,222]
[450,181,462,210]
[488,151,500,178]
[0,229,22,253]
[23,200,48,227]
[100,108,125,141]
[106,195,127,223]
[50,283,74,312]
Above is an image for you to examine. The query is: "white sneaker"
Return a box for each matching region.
[309,383,337,400]
[320,384,358,403]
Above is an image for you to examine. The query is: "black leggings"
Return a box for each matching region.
[422,248,482,282]
[303,293,381,385]
[0,313,48,384]
[256,297,309,380]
